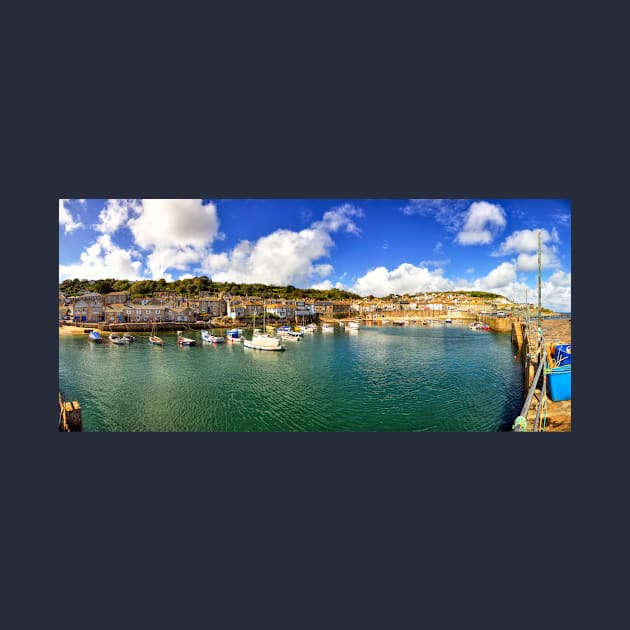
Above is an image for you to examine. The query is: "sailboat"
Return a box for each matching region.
[149,322,164,345]
[243,299,286,351]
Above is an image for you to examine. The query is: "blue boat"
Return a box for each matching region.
[88,330,103,343]
[226,328,243,342]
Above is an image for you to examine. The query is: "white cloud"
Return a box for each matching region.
[553,212,571,226]
[548,270,571,285]
[455,202,507,245]
[127,199,221,279]
[94,199,141,234]
[464,260,571,311]
[201,204,363,287]
[129,199,220,250]
[203,228,333,286]
[400,199,469,231]
[496,227,559,255]
[313,263,334,277]
[352,263,454,297]
[59,234,144,281]
[475,262,517,290]
[311,280,333,290]
[59,199,84,233]
[514,250,560,272]
[313,203,364,235]
[419,258,450,268]
[541,275,571,312]
[495,228,562,271]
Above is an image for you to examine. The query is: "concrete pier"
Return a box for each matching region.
[513,318,571,432]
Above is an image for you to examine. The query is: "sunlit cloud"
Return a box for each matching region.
[455,202,507,246]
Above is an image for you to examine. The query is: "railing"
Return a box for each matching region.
[512,330,548,432]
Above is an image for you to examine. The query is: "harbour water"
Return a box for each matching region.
[59,324,524,431]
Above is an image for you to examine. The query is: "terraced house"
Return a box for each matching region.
[70,292,104,323]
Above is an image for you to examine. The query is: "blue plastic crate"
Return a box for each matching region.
[553,343,571,367]
[546,366,571,401]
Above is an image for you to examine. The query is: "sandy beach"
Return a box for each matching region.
[59,325,99,336]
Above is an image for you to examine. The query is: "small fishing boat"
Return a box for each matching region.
[321,323,334,332]
[226,328,244,342]
[177,334,196,346]
[469,321,490,331]
[444,318,453,324]
[149,323,164,345]
[122,333,136,342]
[243,302,286,351]
[88,330,103,343]
[346,321,360,330]
[109,333,125,345]
[201,330,224,344]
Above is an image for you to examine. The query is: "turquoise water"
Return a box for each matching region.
[59,324,524,432]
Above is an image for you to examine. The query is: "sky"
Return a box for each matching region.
[59,198,572,311]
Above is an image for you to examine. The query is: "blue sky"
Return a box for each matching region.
[59,198,571,310]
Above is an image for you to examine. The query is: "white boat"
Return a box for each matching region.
[177,334,196,346]
[346,321,360,330]
[109,333,125,345]
[122,333,136,342]
[444,318,452,324]
[279,333,301,342]
[469,321,490,331]
[149,324,164,345]
[321,323,334,332]
[244,335,286,350]
[243,301,285,351]
[201,330,224,343]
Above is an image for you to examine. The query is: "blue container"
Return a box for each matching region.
[546,366,571,401]
[554,343,572,367]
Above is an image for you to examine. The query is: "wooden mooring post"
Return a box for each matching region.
[59,392,83,432]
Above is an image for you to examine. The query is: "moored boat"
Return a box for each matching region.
[346,320,360,330]
[226,328,243,342]
[177,334,196,346]
[244,334,286,350]
[201,330,224,343]
[469,321,490,331]
[109,333,125,345]
[122,333,136,342]
[243,301,286,351]
[88,330,103,343]
[149,324,164,345]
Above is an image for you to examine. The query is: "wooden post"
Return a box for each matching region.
[59,394,83,432]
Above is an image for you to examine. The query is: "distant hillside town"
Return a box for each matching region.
[58,280,537,325]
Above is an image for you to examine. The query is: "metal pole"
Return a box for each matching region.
[537,229,542,324]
